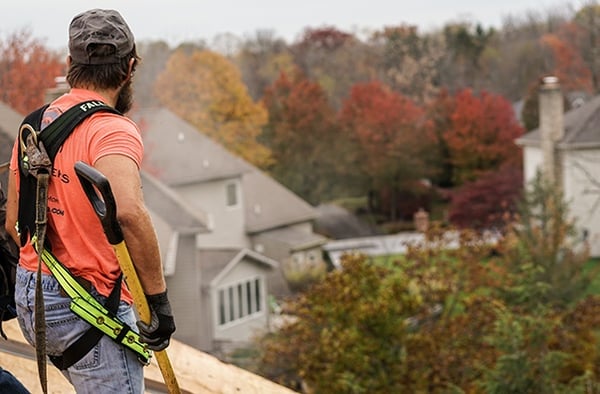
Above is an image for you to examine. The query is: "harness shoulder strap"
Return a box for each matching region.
[16,101,120,246]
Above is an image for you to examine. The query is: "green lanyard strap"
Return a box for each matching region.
[39,247,151,364]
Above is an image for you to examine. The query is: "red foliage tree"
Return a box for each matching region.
[541,22,593,93]
[339,80,433,220]
[449,163,523,229]
[261,69,343,204]
[444,88,524,185]
[0,29,64,114]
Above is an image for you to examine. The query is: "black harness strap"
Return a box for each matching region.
[17,101,124,374]
[49,274,122,370]
[17,101,120,246]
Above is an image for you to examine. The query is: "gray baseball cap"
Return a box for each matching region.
[69,9,135,65]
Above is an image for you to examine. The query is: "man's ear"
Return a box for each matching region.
[126,57,135,81]
[66,55,72,68]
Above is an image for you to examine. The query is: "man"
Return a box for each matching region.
[5,9,175,393]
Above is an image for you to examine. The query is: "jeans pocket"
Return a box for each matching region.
[72,340,101,370]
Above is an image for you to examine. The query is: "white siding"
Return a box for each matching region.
[523,146,543,185]
[174,179,250,249]
[563,150,600,256]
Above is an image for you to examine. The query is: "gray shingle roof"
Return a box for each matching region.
[243,169,318,233]
[516,95,600,149]
[134,106,320,234]
[141,170,208,233]
[132,107,253,186]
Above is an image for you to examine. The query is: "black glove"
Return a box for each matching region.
[136,290,176,351]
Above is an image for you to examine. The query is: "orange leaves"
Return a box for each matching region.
[154,49,272,168]
[540,22,593,93]
[0,29,63,113]
[339,81,430,187]
[439,89,524,185]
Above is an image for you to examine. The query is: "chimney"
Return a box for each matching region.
[44,76,69,103]
[538,76,564,184]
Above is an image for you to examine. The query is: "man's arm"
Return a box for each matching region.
[94,154,166,295]
[5,169,21,247]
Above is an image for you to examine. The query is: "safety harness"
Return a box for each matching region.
[17,101,150,392]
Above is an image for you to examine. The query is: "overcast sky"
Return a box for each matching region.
[1,0,575,50]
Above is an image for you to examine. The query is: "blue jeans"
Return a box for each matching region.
[0,366,29,393]
[16,265,145,394]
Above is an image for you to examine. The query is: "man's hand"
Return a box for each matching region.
[136,291,176,351]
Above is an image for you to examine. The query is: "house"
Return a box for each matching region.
[134,107,327,353]
[0,100,297,392]
[516,76,600,256]
[0,102,22,187]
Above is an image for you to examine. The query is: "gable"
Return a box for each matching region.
[198,248,277,288]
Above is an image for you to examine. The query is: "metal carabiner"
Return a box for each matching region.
[19,123,38,173]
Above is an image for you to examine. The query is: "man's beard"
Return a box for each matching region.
[115,79,134,114]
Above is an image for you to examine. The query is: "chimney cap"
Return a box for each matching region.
[541,75,560,86]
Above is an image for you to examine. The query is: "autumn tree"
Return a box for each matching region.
[338,80,432,221]
[540,22,593,93]
[257,181,600,392]
[134,40,174,107]
[449,163,523,229]
[0,29,64,114]
[154,48,272,167]
[370,25,446,104]
[573,3,600,92]
[261,69,345,204]
[443,88,524,185]
[291,27,376,108]
[234,30,296,101]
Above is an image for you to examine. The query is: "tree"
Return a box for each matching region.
[0,29,64,114]
[369,25,446,104]
[541,23,593,93]
[444,88,524,185]
[154,48,272,167]
[497,172,594,310]
[338,80,432,221]
[261,69,344,204]
[135,40,173,107]
[449,163,523,229]
[234,30,295,101]
[291,27,376,109]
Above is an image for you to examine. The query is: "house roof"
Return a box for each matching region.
[243,169,319,233]
[135,105,320,234]
[0,101,22,141]
[257,225,327,252]
[0,102,23,186]
[198,248,278,288]
[516,94,600,149]
[132,107,253,186]
[141,170,208,233]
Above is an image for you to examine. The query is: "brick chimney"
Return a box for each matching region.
[538,76,564,185]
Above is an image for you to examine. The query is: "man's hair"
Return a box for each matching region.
[66,44,140,90]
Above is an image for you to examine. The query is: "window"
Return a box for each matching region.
[226,182,238,207]
[217,277,263,326]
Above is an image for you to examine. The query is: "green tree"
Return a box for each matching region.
[497,172,593,310]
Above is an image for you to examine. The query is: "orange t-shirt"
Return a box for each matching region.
[10,89,143,303]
